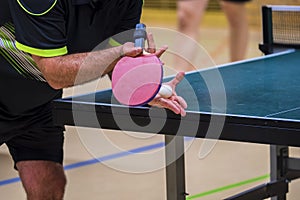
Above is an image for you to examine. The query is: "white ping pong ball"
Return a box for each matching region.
[159,84,173,98]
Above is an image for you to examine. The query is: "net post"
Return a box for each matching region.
[259,5,274,54]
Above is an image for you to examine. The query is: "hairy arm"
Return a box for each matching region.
[32,43,142,89]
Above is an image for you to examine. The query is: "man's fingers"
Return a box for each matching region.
[159,98,181,115]
[170,99,186,117]
[171,95,188,109]
[132,47,143,56]
[164,71,185,93]
[145,33,168,57]
[146,33,156,53]
[171,71,185,86]
[154,45,168,58]
[121,42,143,57]
[150,97,186,117]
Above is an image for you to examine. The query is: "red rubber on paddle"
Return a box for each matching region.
[112,54,163,106]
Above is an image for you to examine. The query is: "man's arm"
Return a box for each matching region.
[32,42,142,89]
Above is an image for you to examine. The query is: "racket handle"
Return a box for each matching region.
[134,23,146,48]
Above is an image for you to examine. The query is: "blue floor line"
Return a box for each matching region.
[0,177,21,186]
[0,137,195,187]
[63,141,165,170]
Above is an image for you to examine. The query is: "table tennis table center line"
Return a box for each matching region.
[264,107,300,118]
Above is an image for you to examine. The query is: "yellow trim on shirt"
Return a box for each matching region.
[15,41,67,57]
[17,0,57,16]
[108,38,122,47]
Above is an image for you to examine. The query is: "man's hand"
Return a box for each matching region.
[120,42,143,57]
[148,72,187,117]
[121,33,168,57]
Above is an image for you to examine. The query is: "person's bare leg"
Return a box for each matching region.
[177,0,208,39]
[17,160,66,200]
[221,1,249,62]
[176,0,208,71]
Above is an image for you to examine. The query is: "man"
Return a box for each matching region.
[177,0,251,71]
[0,0,187,199]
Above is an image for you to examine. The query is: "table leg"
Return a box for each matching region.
[270,145,288,200]
[165,135,187,200]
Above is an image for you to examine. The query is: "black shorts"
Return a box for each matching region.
[0,102,65,169]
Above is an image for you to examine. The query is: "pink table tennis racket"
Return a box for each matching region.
[112,24,163,106]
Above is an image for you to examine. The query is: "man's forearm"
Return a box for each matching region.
[32,45,123,89]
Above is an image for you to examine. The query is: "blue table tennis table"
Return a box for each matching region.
[52,5,300,199]
[52,48,300,200]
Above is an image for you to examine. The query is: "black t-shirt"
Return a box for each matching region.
[0,0,143,119]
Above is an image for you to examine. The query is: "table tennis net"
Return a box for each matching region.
[267,5,300,46]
